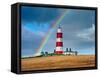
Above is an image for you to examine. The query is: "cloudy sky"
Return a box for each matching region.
[21,6,96,57]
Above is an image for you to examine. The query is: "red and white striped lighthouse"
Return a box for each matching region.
[55,26,63,54]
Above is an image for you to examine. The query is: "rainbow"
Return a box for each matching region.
[35,10,68,56]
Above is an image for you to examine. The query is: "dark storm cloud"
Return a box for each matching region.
[43,9,95,54]
[21,6,61,23]
[62,9,95,29]
[62,24,95,50]
[21,27,44,56]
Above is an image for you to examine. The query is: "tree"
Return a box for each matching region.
[66,48,68,52]
[41,51,44,56]
[69,48,71,52]
[45,52,48,55]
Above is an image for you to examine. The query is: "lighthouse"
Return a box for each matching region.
[55,25,63,54]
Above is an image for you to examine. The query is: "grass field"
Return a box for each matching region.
[21,55,95,71]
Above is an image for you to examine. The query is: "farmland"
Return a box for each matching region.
[21,55,95,71]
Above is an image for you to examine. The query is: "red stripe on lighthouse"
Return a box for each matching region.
[55,51,63,54]
[56,42,63,46]
[57,33,62,38]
